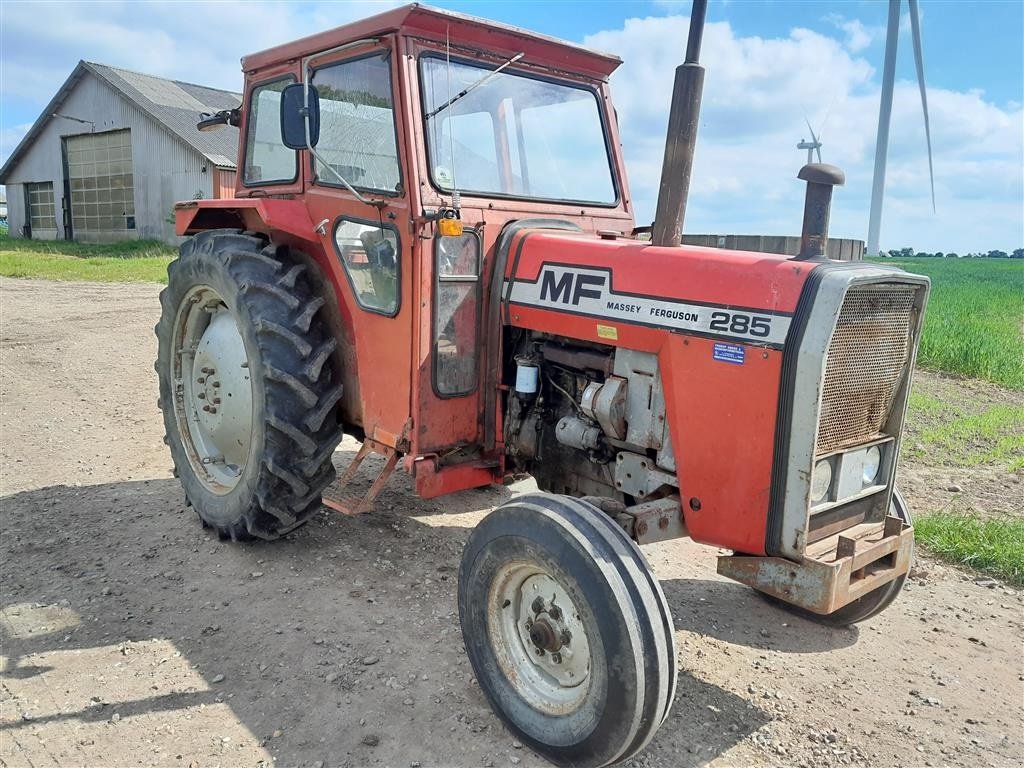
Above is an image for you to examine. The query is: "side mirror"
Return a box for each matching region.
[280,83,320,149]
[197,108,240,133]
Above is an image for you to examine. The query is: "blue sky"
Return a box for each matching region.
[2,0,1022,252]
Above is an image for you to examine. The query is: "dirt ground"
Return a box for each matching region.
[1,277,1021,768]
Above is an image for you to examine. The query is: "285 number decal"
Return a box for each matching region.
[709,310,772,338]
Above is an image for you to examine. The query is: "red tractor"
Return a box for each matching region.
[157,3,928,765]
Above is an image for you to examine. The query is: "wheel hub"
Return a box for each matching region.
[488,564,592,715]
[529,618,561,652]
[172,286,254,494]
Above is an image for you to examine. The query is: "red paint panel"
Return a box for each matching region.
[659,337,782,554]
[242,6,620,79]
[415,460,499,499]
[505,231,810,314]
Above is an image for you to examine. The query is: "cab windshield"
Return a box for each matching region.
[420,56,617,205]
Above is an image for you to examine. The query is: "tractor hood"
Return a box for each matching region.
[500,230,814,351]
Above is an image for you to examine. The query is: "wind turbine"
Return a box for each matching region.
[797,117,823,164]
[867,0,936,256]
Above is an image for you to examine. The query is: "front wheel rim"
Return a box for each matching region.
[171,285,253,494]
[488,561,592,716]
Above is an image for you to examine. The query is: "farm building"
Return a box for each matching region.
[0,61,240,244]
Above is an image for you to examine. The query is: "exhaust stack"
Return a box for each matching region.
[651,0,708,247]
[795,163,845,260]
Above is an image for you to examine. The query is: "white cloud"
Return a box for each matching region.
[0,1,403,98]
[825,15,883,52]
[585,12,1023,252]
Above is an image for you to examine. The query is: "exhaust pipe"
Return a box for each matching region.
[795,163,845,260]
[651,0,708,248]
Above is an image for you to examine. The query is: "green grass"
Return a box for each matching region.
[0,234,175,283]
[905,389,1024,470]
[914,513,1024,586]
[871,258,1024,389]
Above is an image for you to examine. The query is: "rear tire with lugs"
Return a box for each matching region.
[155,229,344,540]
[459,493,677,767]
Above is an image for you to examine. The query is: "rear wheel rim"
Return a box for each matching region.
[488,561,592,716]
[171,285,253,494]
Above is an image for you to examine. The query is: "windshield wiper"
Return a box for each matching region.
[425,52,525,120]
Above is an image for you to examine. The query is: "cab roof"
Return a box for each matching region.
[241,3,622,80]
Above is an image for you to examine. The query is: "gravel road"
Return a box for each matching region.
[1,277,1021,768]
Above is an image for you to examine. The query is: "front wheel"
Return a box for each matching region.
[459,493,676,767]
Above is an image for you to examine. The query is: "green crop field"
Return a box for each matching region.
[871,258,1024,390]
[0,234,175,283]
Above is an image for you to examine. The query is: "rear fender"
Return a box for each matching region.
[175,198,363,429]
[175,198,319,249]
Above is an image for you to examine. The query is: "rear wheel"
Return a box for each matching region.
[459,493,676,767]
[760,489,914,626]
[155,229,344,540]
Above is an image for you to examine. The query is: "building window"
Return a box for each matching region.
[312,53,401,194]
[25,182,57,231]
[244,78,297,184]
[66,129,135,235]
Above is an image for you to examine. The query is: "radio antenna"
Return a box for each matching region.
[445,25,458,203]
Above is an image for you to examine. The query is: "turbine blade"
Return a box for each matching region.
[805,116,818,144]
[868,0,902,255]
[909,0,936,213]
[816,146,823,163]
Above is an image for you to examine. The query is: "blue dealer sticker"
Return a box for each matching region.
[713,342,745,365]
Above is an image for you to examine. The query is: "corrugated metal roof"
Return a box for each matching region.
[0,61,242,182]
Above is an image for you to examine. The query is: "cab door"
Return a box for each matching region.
[300,42,415,449]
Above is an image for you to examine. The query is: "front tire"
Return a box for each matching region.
[459,493,676,767]
[155,229,344,540]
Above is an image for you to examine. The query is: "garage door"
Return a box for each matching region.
[66,130,135,241]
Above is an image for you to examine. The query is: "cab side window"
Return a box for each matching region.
[244,78,297,184]
[333,218,400,316]
[312,53,402,194]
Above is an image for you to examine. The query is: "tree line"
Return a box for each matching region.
[881,247,1024,259]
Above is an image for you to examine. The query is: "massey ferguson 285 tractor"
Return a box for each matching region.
[157,2,928,764]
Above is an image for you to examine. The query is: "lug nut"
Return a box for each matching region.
[197,376,206,384]
[548,605,562,621]
[560,629,572,645]
[209,407,218,414]
[525,618,533,630]
[212,397,221,404]
[211,380,220,387]
[202,405,211,412]
[531,597,545,614]
[551,652,562,664]
[197,392,206,399]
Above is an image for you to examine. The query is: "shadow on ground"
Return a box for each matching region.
[662,578,859,653]
[1,453,788,766]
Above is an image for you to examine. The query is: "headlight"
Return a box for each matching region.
[862,445,882,486]
[811,459,832,503]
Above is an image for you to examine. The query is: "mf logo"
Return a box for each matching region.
[539,268,606,306]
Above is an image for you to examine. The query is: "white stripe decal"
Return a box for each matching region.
[504,264,792,347]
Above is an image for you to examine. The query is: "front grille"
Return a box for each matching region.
[816,283,918,455]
